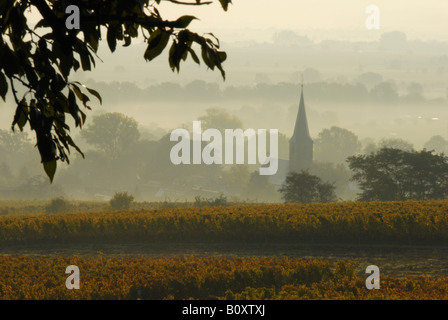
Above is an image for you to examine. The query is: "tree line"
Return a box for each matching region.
[2,111,448,203]
[83,79,443,106]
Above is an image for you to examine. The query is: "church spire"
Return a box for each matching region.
[291,84,311,143]
[289,82,313,173]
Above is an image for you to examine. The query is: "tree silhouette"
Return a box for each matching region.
[279,170,337,204]
[314,126,361,164]
[81,112,140,159]
[348,148,448,201]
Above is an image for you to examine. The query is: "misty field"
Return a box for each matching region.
[2,200,448,300]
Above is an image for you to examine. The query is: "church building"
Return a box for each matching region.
[266,84,314,188]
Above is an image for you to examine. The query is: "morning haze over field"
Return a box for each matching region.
[3,0,448,302]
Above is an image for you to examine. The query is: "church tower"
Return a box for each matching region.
[289,84,313,173]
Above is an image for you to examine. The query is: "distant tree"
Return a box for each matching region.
[244,170,278,202]
[314,126,362,164]
[81,113,140,159]
[184,80,221,100]
[309,161,354,201]
[370,82,399,104]
[221,165,251,194]
[18,175,65,199]
[380,31,407,49]
[279,170,337,203]
[407,82,423,96]
[347,148,448,201]
[0,162,13,184]
[364,138,414,154]
[272,31,312,46]
[129,133,224,191]
[424,135,448,154]
[403,82,424,103]
[110,192,134,210]
[379,138,413,151]
[0,129,37,180]
[198,108,243,131]
[356,72,383,88]
[0,129,32,154]
[46,197,70,214]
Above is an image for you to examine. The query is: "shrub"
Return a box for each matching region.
[194,194,228,207]
[109,192,134,210]
[46,197,70,214]
[279,170,337,203]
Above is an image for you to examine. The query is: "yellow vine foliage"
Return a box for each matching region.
[0,256,447,300]
[1,201,448,245]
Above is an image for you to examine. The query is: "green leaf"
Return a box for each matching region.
[43,159,57,183]
[2,46,20,77]
[79,110,87,126]
[201,46,214,70]
[168,41,177,72]
[79,50,91,71]
[84,86,102,104]
[68,90,80,126]
[73,59,80,71]
[66,135,85,158]
[73,81,102,104]
[217,50,227,62]
[188,48,200,64]
[71,83,90,106]
[123,35,132,47]
[0,72,7,101]
[205,33,220,47]
[84,30,99,52]
[107,26,117,52]
[12,99,28,131]
[173,16,198,28]
[219,0,231,11]
[58,50,74,80]
[144,29,170,62]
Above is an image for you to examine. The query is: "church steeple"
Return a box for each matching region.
[289,83,313,173]
[291,85,312,143]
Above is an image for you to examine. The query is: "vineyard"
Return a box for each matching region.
[2,200,448,300]
[1,200,448,246]
[0,256,447,300]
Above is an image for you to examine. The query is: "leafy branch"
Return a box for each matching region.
[0,0,231,182]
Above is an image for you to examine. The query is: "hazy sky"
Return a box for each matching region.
[26,1,448,42]
[155,0,448,41]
